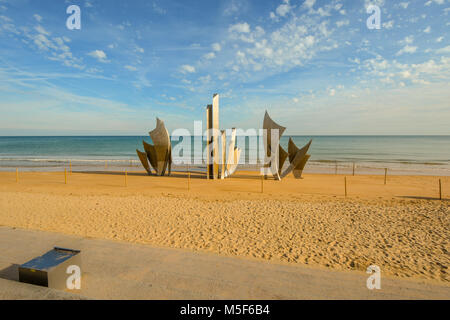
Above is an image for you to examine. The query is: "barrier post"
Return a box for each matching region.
[352,162,355,176]
[384,168,387,185]
[345,177,347,197]
[188,172,191,191]
[261,175,264,193]
[439,179,442,200]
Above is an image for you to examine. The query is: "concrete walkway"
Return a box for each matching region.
[0,226,448,299]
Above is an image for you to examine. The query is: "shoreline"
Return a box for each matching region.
[1,162,449,176]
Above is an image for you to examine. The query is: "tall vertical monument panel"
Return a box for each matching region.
[212,94,220,179]
[206,105,213,179]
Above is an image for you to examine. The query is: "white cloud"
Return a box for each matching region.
[229,22,250,33]
[152,2,166,15]
[223,0,247,16]
[399,36,414,45]
[302,0,316,9]
[425,0,445,6]
[364,0,385,9]
[15,22,84,70]
[362,55,450,87]
[276,0,292,17]
[34,25,50,36]
[396,45,417,55]
[124,65,137,71]
[134,46,145,53]
[212,43,221,52]
[194,4,341,84]
[315,7,331,17]
[33,34,55,51]
[436,46,450,53]
[436,36,444,43]
[204,52,216,60]
[88,50,109,63]
[180,64,196,74]
[33,14,42,22]
[423,26,431,33]
[336,20,349,28]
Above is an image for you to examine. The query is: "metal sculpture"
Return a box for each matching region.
[288,138,312,179]
[262,111,286,180]
[223,128,241,178]
[280,138,312,179]
[206,94,241,179]
[136,118,172,176]
[263,111,312,180]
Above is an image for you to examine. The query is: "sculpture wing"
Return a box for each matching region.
[136,149,152,175]
[225,148,241,178]
[143,141,158,171]
[149,118,171,176]
[288,137,299,163]
[278,145,288,175]
[280,139,312,179]
[263,111,286,138]
[262,111,286,180]
[293,154,311,179]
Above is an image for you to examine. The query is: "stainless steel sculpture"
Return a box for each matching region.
[263,111,312,180]
[280,138,312,179]
[136,118,172,176]
[136,149,152,175]
[263,111,286,180]
[223,128,242,178]
[288,138,312,179]
[220,130,226,180]
[278,145,289,176]
[206,94,241,179]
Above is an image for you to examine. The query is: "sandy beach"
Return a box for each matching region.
[0,171,448,284]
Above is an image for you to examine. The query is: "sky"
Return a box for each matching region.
[0,0,449,135]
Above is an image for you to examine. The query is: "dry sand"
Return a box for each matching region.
[0,171,448,284]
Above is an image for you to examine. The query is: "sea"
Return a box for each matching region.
[0,136,449,176]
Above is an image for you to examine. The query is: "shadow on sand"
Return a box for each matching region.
[72,170,269,181]
[0,264,19,281]
[397,196,448,201]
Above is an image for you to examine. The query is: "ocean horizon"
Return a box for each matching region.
[1,135,449,175]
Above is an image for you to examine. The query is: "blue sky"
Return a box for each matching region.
[0,0,449,135]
